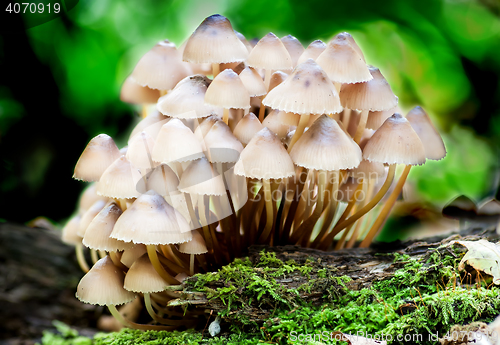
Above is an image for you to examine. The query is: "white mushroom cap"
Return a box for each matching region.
[76,256,136,306]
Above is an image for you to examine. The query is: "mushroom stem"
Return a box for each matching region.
[198,195,223,263]
[108,304,176,331]
[222,108,230,125]
[75,243,89,273]
[258,178,275,244]
[212,63,220,78]
[346,180,373,248]
[90,249,99,264]
[184,193,201,229]
[359,165,412,248]
[353,110,369,144]
[309,170,340,248]
[141,105,148,119]
[144,293,196,326]
[342,109,352,128]
[293,169,327,245]
[109,251,128,271]
[288,114,310,152]
[319,164,396,250]
[189,254,195,275]
[146,245,180,285]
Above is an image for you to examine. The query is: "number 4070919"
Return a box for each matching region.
[5,3,61,14]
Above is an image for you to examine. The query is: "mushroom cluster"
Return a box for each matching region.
[62,14,447,330]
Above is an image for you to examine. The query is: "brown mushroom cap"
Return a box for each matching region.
[339,66,398,111]
[124,254,168,293]
[263,59,342,115]
[131,40,190,91]
[183,14,248,64]
[120,244,147,268]
[234,127,295,180]
[76,256,136,306]
[366,106,401,130]
[111,190,192,245]
[247,32,293,70]
[406,106,446,161]
[290,115,362,171]
[73,134,121,182]
[363,113,426,165]
[263,110,294,140]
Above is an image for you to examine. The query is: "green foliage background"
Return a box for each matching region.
[0,0,499,234]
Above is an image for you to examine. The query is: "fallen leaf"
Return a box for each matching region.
[452,240,500,284]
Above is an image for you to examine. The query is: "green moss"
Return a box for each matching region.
[41,246,500,345]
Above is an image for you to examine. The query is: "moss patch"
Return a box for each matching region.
[41,245,500,345]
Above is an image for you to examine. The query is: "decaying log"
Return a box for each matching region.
[167,226,499,324]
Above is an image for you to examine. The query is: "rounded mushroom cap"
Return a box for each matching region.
[62,214,82,245]
[97,156,146,199]
[281,35,305,67]
[78,199,107,237]
[152,119,204,164]
[157,75,220,119]
[76,256,136,306]
[339,66,398,111]
[239,67,267,97]
[316,33,372,84]
[78,183,107,215]
[247,32,293,70]
[268,71,288,92]
[146,164,179,197]
[297,40,327,65]
[124,254,168,293]
[194,115,220,143]
[83,202,132,252]
[129,111,168,141]
[263,110,294,140]
[131,40,190,91]
[183,14,248,64]
[203,121,243,163]
[363,113,426,165]
[121,244,147,268]
[178,157,226,196]
[263,59,343,115]
[234,127,295,180]
[120,76,160,104]
[290,115,362,171]
[204,69,250,109]
[126,131,156,171]
[233,113,264,146]
[406,106,446,161]
[111,190,192,245]
[178,230,208,254]
[73,134,121,182]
